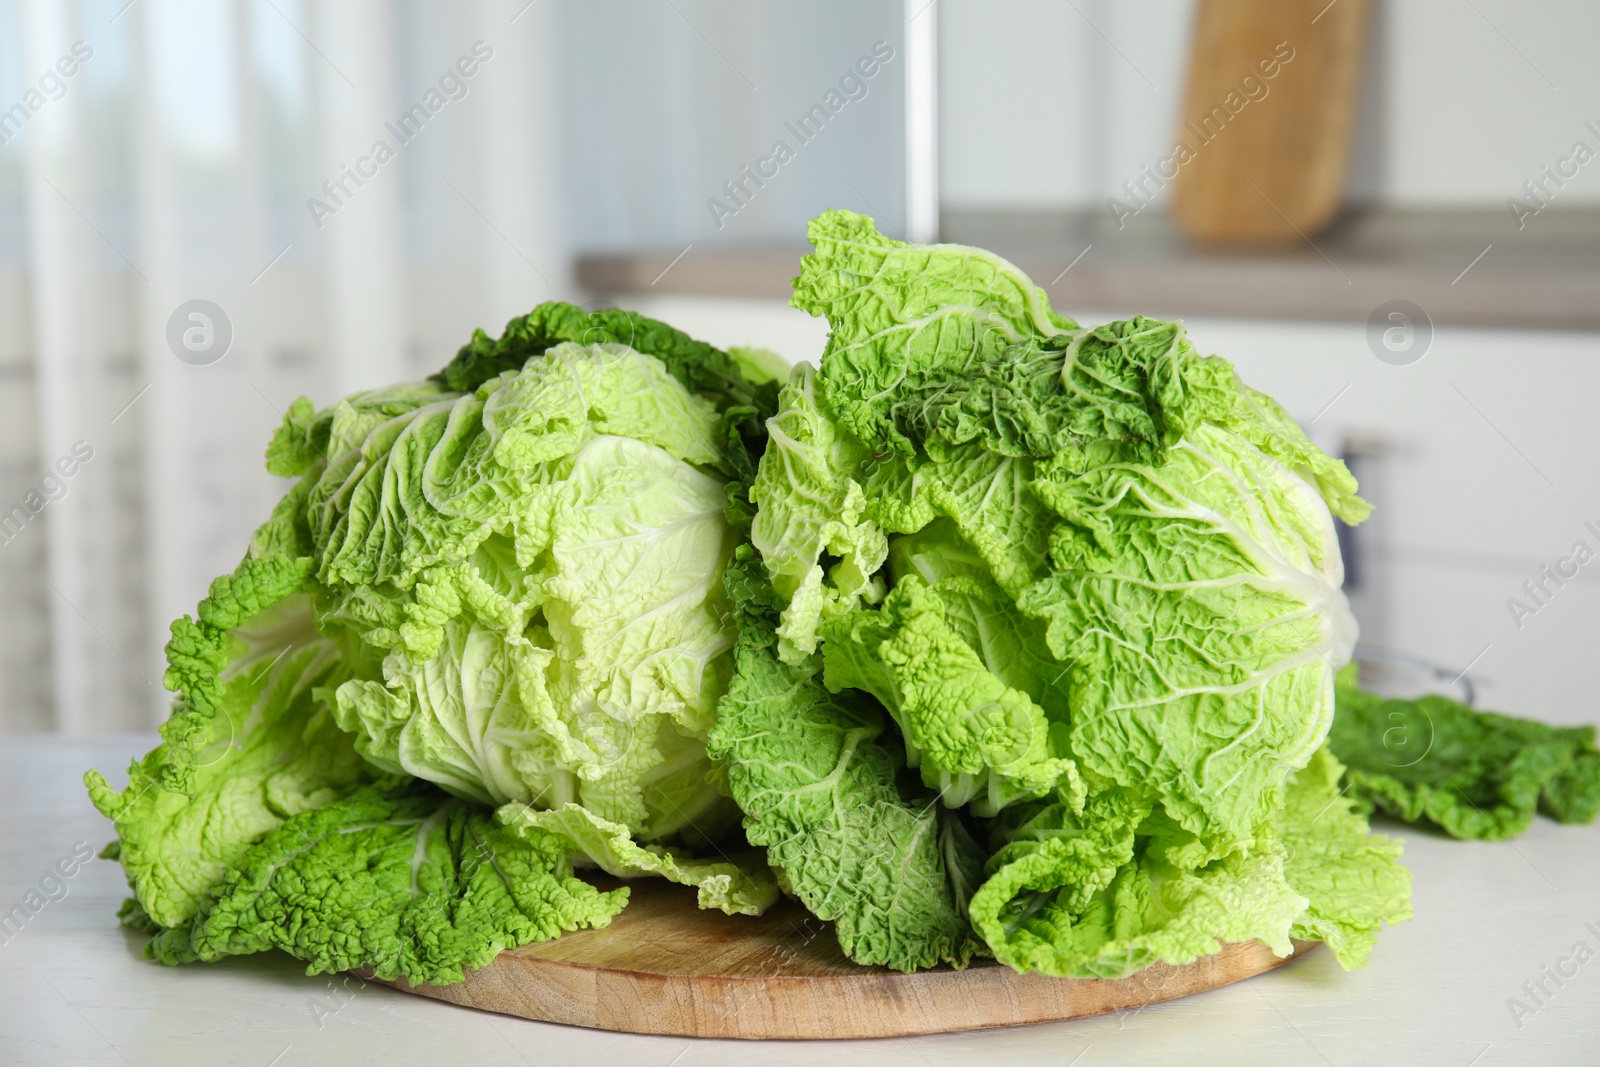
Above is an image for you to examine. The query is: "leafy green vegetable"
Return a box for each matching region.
[731,209,1407,975]
[84,596,373,928]
[886,522,1071,712]
[1329,682,1600,840]
[1281,747,1412,967]
[148,785,627,984]
[1020,414,1354,859]
[821,574,1080,816]
[95,227,1540,991]
[139,553,319,793]
[790,206,1077,455]
[287,342,751,864]
[966,746,1413,978]
[84,470,375,928]
[748,366,888,662]
[435,301,777,483]
[498,802,776,916]
[327,426,745,849]
[867,438,1052,602]
[969,786,1308,980]
[967,786,1148,976]
[89,304,782,982]
[774,211,1363,860]
[707,547,985,972]
[727,345,790,386]
[437,301,758,408]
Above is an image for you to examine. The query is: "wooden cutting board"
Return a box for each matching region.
[1171,0,1373,243]
[367,879,1318,1039]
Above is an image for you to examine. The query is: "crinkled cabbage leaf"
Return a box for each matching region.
[148,784,628,984]
[1330,679,1600,840]
[707,548,985,972]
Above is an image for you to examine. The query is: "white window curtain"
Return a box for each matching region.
[0,0,568,733]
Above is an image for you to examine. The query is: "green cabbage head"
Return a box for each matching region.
[87,306,785,980]
[714,210,1406,976]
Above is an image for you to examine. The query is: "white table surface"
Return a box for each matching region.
[3,735,1598,1067]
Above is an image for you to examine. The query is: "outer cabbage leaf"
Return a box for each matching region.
[1047,839,1304,980]
[967,787,1146,976]
[1281,747,1412,967]
[883,317,1233,465]
[726,344,790,385]
[147,785,628,984]
[707,548,985,972]
[970,788,1305,979]
[435,301,768,412]
[865,442,1053,598]
[85,593,373,928]
[1225,384,1371,525]
[1021,418,1358,861]
[820,575,1080,816]
[1329,684,1600,840]
[762,210,1084,651]
[86,462,375,928]
[138,553,318,792]
[748,366,887,662]
[1051,317,1238,459]
[885,338,1078,461]
[858,320,1237,598]
[498,802,777,916]
[885,521,1070,712]
[791,208,1077,453]
[266,381,456,479]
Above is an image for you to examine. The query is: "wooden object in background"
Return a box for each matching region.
[1171,0,1372,244]
[369,878,1318,1040]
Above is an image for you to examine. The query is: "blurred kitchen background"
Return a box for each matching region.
[0,0,1595,735]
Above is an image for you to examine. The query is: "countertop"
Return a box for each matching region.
[3,735,1598,1066]
[576,207,1600,332]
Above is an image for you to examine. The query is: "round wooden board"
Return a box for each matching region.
[368,879,1318,1039]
